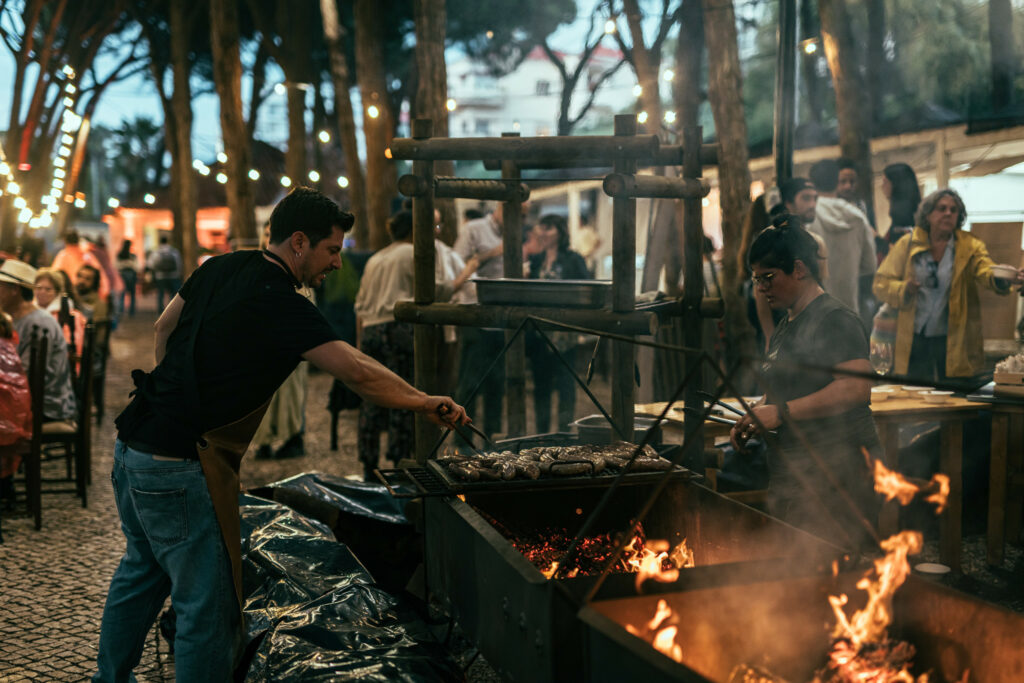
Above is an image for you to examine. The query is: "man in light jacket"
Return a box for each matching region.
[807,159,877,317]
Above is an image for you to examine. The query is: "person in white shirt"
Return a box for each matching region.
[355,210,477,477]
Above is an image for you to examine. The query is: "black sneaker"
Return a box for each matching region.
[274,434,305,460]
[254,444,274,460]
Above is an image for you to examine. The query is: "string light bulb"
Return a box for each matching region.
[144,193,156,204]
[318,130,331,143]
[367,105,380,119]
[337,175,349,188]
[308,170,320,182]
[280,176,292,187]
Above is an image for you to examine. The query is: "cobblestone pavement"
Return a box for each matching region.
[2,296,1022,682]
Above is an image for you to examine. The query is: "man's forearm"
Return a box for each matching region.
[305,340,429,412]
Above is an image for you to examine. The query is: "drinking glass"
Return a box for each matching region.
[870,342,893,376]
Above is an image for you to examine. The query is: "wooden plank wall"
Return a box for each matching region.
[969,222,1023,341]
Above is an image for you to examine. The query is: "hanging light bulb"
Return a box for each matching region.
[318,130,331,143]
[217,152,228,163]
[144,193,156,204]
[337,175,349,188]
[308,170,320,182]
[108,197,120,208]
[367,105,380,119]
[280,176,292,187]
[215,172,228,184]
[637,111,649,124]
[248,169,260,180]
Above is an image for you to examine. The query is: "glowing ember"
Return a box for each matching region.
[480,508,696,580]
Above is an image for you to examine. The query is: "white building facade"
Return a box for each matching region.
[446,45,639,138]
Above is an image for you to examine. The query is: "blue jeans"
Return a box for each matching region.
[155,278,181,312]
[94,441,239,682]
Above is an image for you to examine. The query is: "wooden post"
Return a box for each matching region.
[773,0,797,183]
[682,126,705,463]
[502,133,526,437]
[612,115,637,439]
[412,118,439,464]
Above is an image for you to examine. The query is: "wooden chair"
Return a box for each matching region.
[39,323,95,506]
[19,324,96,532]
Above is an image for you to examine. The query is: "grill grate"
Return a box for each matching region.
[374,466,453,498]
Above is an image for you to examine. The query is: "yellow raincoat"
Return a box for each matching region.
[873,227,1010,378]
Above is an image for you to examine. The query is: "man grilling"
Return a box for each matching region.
[94,187,469,682]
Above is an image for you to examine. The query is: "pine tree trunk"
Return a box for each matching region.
[170,1,199,275]
[414,0,456,244]
[623,0,663,131]
[321,0,370,248]
[989,0,1015,111]
[355,0,397,250]
[702,0,756,385]
[277,0,311,185]
[819,0,874,211]
[210,0,257,247]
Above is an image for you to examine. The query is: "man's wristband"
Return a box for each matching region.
[778,401,791,421]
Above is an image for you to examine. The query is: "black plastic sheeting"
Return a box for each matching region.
[251,473,421,592]
[238,494,461,682]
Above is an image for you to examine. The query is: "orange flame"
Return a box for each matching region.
[626,538,695,591]
[829,531,923,650]
[865,450,950,514]
[626,599,684,663]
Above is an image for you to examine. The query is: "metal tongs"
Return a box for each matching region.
[437,404,492,455]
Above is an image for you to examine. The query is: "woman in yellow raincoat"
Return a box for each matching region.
[873,188,1023,384]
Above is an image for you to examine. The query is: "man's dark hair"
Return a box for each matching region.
[64,230,79,246]
[18,284,33,301]
[464,208,484,221]
[269,186,354,247]
[779,177,814,204]
[808,160,840,192]
[77,264,100,294]
[159,235,169,245]
[387,210,413,241]
[747,218,822,283]
[837,157,856,172]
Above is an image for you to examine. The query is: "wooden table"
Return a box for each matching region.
[638,395,985,574]
[870,395,984,574]
[966,385,1024,566]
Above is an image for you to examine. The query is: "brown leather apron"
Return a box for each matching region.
[182,250,301,613]
[196,400,270,612]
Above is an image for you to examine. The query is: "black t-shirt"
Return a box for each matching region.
[116,251,339,458]
[761,293,873,446]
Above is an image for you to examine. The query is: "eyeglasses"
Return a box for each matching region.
[751,272,776,288]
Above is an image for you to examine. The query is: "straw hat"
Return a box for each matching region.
[0,259,38,290]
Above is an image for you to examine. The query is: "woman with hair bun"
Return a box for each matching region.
[732,219,880,550]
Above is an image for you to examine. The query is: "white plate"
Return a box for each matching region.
[923,390,954,404]
[914,562,951,575]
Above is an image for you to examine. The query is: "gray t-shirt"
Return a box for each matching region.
[14,308,77,421]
